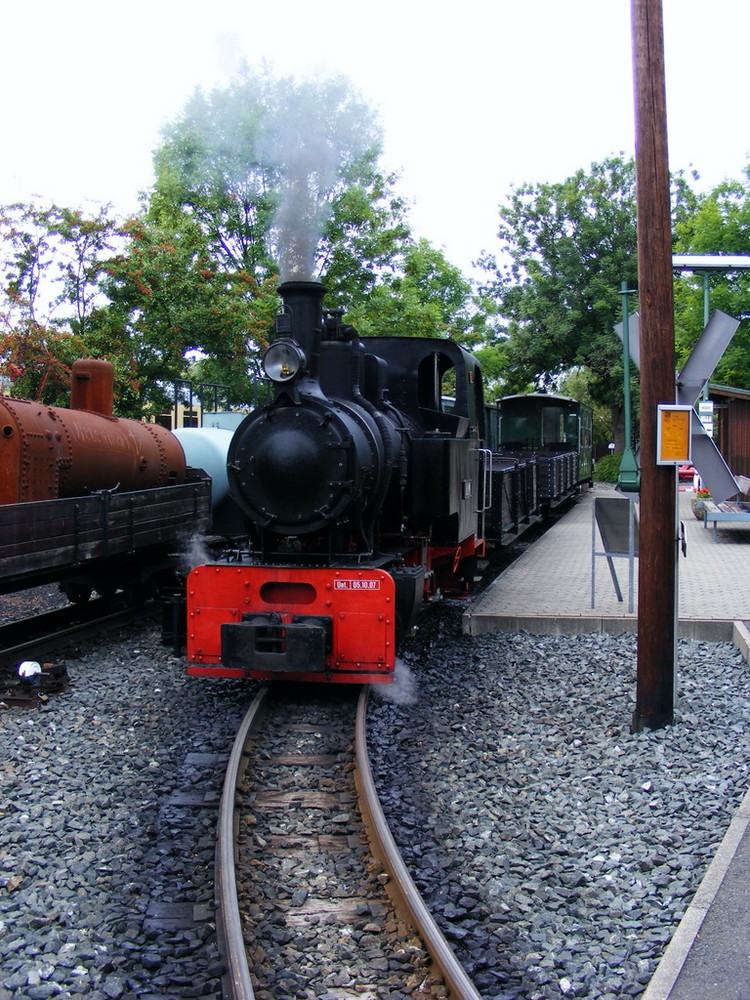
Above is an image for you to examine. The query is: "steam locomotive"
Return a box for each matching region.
[1,283,591,685]
[184,279,489,684]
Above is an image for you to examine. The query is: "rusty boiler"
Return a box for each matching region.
[0,360,186,505]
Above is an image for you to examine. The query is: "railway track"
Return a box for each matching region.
[216,684,482,1000]
[0,595,160,681]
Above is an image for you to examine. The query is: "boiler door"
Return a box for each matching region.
[228,398,374,535]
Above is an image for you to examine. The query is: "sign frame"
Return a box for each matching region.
[656,404,693,465]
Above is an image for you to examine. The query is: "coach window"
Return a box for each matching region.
[541,406,564,447]
[565,410,579,448]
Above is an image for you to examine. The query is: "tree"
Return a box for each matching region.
[93,212,279,412]
[0,202,118,403]
[0,320,87,404]
[673,168,750,391]
[478,156,697,448]
[559,366,613,455]
[93,65,422,399]
[343,239,487,345]
[150,65,410,287]
[1,68,488,414]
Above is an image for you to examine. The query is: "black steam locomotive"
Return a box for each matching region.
[185,280,489,684]
[0,284,591,682]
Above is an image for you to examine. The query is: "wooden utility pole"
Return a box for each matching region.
[631,0,676,731]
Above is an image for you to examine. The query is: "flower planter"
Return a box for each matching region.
[690,494,711,519]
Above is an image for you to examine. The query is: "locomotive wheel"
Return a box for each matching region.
[95,584,118,603]
[60,583,92,605]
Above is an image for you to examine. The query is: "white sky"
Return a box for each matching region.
[2,0,749,277]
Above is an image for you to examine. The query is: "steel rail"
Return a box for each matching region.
[215,684,271,1000]
[354,686,483,1000]
[0,602,159,668]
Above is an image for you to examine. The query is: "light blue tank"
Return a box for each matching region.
[172,427,233,506]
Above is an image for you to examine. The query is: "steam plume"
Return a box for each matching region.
[261,75,376,281]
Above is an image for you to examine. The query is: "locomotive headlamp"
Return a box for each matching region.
[263,340,306,383]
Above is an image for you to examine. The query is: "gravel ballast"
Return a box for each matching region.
[2,599,750,1000]
[0,621,254,1000]
[368,604,750,1000]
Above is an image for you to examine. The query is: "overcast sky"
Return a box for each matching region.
[3,1,749,277]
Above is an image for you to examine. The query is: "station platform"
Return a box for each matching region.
[462,484,750,1000]
[464,484,750,648]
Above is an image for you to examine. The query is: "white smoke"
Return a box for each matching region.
[179,534,212,575]
[172,67,380,284]
[260,75,378,282]
[372,657,418,706]
[274,155,335,281]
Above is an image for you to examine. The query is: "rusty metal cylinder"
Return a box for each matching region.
[70,358,115,415]
[0,382,186,506]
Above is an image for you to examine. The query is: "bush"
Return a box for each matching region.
[594,453,622,483]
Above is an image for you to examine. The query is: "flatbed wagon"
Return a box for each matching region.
[0,469,211,600]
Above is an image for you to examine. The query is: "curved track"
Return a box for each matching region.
[354,689,482,1000]
[215,684,482,1000]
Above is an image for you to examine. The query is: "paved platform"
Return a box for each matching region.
[462,484,750,1000]
[642,785,750,1000]
[464,484,750,648]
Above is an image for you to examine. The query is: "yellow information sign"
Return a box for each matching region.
[656,405,692,464]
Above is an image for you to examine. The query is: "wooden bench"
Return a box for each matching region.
[702,500,750,542]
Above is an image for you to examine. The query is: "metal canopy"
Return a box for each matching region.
[673,255,750,271]
[614,309,742,502]
[677,310,740,400]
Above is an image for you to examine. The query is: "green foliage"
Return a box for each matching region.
[0,202,119,405]
[112,65,424,398]
[15,84,750,427]
[93,213,279,410]
[343,239,487,346]
[593,453,622,483]
[478,157,640,405]
[673,168,750,391]
[0,321,87,404]
[2,67,485,414]
[478,156,696,414]
[150,65,409,288]
[0,202,118,331]
[559,367,614,453]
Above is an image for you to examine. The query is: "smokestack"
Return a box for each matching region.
[275,280,326,380]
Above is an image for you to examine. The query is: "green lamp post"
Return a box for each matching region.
[617,281,641,492]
